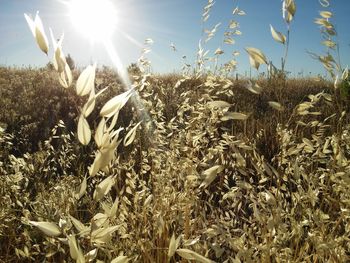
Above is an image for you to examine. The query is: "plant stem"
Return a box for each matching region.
[282,25,290,73]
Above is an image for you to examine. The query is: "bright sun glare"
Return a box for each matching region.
[68,0,118,41]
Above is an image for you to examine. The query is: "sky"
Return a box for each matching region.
[0,0,349,77]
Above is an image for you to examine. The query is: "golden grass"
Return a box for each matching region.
[1,67,350,262]
[1,0,350,261]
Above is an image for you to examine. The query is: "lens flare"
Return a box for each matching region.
[68,0,117,41]
[68,0,153,131]
[104,39,153,128]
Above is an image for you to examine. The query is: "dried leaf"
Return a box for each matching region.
[76,64,96,96]
[200,165,224,188]
[245,47,268,70]
[221,112,249,121]
[93,176,115,201]
[69,215,89,235]
[85,249,98,262]
[314,18,334,29]
[92,213,109,229]
[95,118,106,148]
[264,191,277,206]
[75,176,87,200]
[268,101,284,111]
[24,12,49,54]
[49,29,66,73]
[58,63,73,88]
[108,197,119,217]
[123,121,142,147]
[245,81,263,94]
[91,225,119,243]
[100,89,133,117]
[77,114,91,145]
[283,0,296,23]
[29,221,61,237]
[232,7,246,16]
[207,100,231,109]
[111,256,129,263]
[82,93,95,118]
[322,40,336,49]
[270,25,286,44]
[320,11,332,18]
[168,233,177,258]
[214,48,224,55]
[89,144,119,177]
[224,38,235,45]
[67,235,85,263]
[176,248,214,263]
[229,20,239,29]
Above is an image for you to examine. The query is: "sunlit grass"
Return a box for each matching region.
[0,0,349,262]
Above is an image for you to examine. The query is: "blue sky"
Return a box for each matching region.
[0,0,349,76]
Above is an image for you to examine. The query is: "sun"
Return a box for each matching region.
[68,0,118,41]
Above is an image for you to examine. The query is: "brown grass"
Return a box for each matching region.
[1,67,350,262]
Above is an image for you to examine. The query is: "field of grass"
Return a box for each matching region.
[1,0,350,262]
[1,65,350,262]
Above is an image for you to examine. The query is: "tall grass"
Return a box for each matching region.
[0,0,350,262]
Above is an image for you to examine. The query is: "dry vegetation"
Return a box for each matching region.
[1,0,350,262]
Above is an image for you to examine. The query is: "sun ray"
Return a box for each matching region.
[119,31,145,50]
[104,39,132,89]
[68,0,118,42]
[65,0,153,129]
[104,39,153,131]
